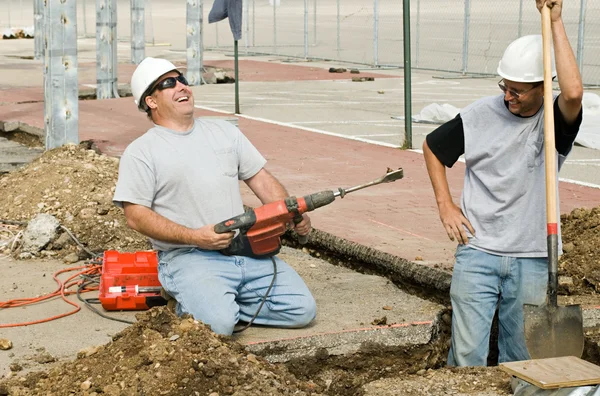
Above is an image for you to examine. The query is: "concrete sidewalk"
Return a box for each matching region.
[2,93,600,265]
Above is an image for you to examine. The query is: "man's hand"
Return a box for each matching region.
[536,0,562,22]
[293,214,312,236]
[195,225,235,250]
[439,202,475,245]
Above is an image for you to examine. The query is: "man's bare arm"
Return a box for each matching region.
[243,168,311,236]
[537,0,583,124]
[423,140,474,244]
[123,202,233,250]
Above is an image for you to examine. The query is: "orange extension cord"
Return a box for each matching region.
[0,264,102,328]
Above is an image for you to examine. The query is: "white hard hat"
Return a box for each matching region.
[131,57,180,111]
[497,35,556,83]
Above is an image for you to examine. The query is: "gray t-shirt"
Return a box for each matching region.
[113,118,266,251]
[460,94,566,257]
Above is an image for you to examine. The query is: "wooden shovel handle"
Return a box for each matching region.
[542,3,560,306]
[542,4,557,234]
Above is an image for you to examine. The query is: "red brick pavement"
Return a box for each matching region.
[1,59,598,265]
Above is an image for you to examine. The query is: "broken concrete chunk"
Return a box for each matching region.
[21,214,60,253]
[350,68,360,74]
[0,338,13,350]
[328,67,346,73]
[352,76,374,82]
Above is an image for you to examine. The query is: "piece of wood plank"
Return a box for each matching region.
[500,356,600,389]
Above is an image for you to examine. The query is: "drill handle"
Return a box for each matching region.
[214,210,257,234]
[293,214,309,245]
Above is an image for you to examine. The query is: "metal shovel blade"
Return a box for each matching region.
[523,302,584,359]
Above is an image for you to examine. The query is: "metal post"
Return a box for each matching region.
[403,0,412,149]
[462,0,471,74]
[374,0,379,67]
[34,0,43,60]
[7,0,11,29]
[130,0,145,64]
[43,0,79,149]
[147,0,155,45]
[336,0,340,58]
[96,0,119,99]
[415,0,420,67]
[518,0,523,37]
[313,0,317,46]
[82,0,87,36]
[186,0,203,86]
[234,40,240,114]
[244,0,249,53]
[304,0,308,58]
[252,0,255,47]
[215,22,219,48]
[273,0,277,54]
[577,0,587,73]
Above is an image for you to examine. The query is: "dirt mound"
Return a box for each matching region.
[0,143,150,259]
[560,206,600,295]
[0,307,322,396]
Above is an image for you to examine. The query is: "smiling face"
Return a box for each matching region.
[145,71,195,126]
[500,79,544,117]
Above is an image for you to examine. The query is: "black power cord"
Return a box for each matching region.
[233,256,277,333]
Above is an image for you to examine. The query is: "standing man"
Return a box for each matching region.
[423,0,583,366]
[113,57,316,335]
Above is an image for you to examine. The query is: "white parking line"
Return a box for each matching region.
[194,104,401,148]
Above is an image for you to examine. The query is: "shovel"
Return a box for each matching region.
[522,2,584,359]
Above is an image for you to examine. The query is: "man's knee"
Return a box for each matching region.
[288,294,317,328]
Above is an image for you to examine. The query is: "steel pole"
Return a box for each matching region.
[244,0,249,53]
[273,0,277,54]
[82,0,88,36]
[403,0,413,149]
[415,0,420,67]
[96,0,119,99]
[313,0,317,46]
[577,0,587,73]
[34,0,44,59]
[44,0,79,149]
[304,0,309,58]
[518,0,523,37]
[130,0,145,64]
[374,0,379,67]
[186,0,203,86]
[462,0,471,74]
[235,40,240,114]
[336,0,340,58]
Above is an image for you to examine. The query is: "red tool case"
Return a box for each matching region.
[98,250,166,311]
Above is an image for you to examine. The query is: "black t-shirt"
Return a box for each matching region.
[426,97,583,168]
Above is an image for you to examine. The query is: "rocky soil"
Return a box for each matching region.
[560,207,600,295]
[0,142,599,395]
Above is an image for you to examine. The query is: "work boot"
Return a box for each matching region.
[160,288,177,314]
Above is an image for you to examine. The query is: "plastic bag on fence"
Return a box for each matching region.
[576,92,600,150]
[413,103,460,124]
[269,0,281,6]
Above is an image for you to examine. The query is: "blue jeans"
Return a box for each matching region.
[448,245,547,366]
[157,248,317,335]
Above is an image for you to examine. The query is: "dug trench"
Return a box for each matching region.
[0,142,599,395]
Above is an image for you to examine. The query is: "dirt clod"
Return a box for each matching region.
[0,308,324,395]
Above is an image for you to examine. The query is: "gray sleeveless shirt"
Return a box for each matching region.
[460,94,564,257]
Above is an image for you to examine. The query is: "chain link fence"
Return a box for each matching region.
[2,0,599,86]
[204,0,600,86]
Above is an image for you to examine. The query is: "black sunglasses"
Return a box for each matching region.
[498,79,542,100]
[151,75,189,94]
